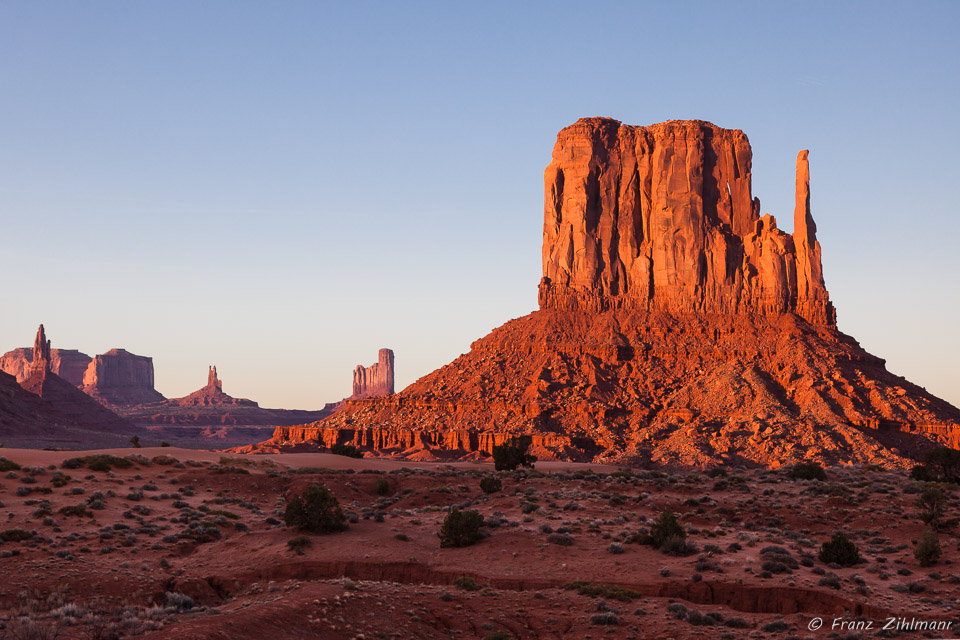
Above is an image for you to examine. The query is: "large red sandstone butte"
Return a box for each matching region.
[352,348,395,399]
[82,347,166,406]
[254,119,960,467]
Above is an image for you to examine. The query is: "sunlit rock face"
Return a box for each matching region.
[539,118,834,326]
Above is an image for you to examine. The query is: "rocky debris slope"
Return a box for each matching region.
[82,348,166,406]
[352,348,395,399]
[258,118,960,467]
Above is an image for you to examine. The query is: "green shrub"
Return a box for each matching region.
[151,455,178,465]
[479,475,502,494]
[284,484,348,534]
[910,464,935,482]
[659,534,699,557]
[51,474,70,488]
[649,510,685,548]
[287,535,311,554]
[58,504,89,517]
[787,462,826,481]
[453,576,481,591]
[0,458,21,472]
[0,528,33,542]
[130,436,141,448]
[373,477,390,496]
[492,436,537,471]
[923,447,960,484]
[914,529,941,567]
[438,508,484,548]
[329,443,363,458]
[818,533,860,566]
[78,455,134,472]
[562,581,641,602]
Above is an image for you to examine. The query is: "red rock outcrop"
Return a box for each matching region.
[256,118,959,466]
[82,348,166,406]
[539,119,835,326]
[0,346,91,387]
[116,365,334,429]
[352,349,395,399]
[0,325,136,447]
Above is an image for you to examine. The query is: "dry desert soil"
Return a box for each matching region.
[0,447,957,639]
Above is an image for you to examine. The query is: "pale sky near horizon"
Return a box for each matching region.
[1,1,958,410]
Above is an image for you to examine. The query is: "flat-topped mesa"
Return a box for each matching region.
[352,348,395,399]
[538,118,836,325]
[82,348,166,406]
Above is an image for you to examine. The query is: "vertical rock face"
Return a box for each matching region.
[352,348,395,399]
[82,348,166,406]
[539,118,835,325]
[207,366,222,390]
[32,325,51,372]
[0,347,91,386]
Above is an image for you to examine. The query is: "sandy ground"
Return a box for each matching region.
[0,447,957,639]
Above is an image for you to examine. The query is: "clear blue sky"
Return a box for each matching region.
[1,1,958,410]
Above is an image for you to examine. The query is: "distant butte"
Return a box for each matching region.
[256,118,960,467]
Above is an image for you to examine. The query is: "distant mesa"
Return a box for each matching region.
[352,349,395,399]
[167,365,259,408]
[257,118,960,467]
[0,325,137,447]
[81,348,166,406]
[0,343,92,387]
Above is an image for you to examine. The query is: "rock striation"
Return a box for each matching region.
[539,119,834,325]
[254,118,959,467]
[82,348,166,406]
[352,349,395,399]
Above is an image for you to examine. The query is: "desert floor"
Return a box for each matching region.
[0,447,957,639]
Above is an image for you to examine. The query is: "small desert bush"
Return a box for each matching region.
[51,474,70,487]
[562,581,641,602]
[373,476,390,496]
[818,533,861,566]
[0,528,33,542]
[642,510,696,555]
[151,455,178,465]
[58,504,89,518]
[922,446,960,484]
[287,535,311,554]
[284,484,348,534]
[329,443,363,458]
[917,487,958,531]
[453,576,481,591]
[914,529,941,567]
[438,508,483,548]
[590,612,618,625]
[787,462,826,481]
[492,435,537,471]
[479,475,502,494]
[164,592,195,611]
[0,457,21,472]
